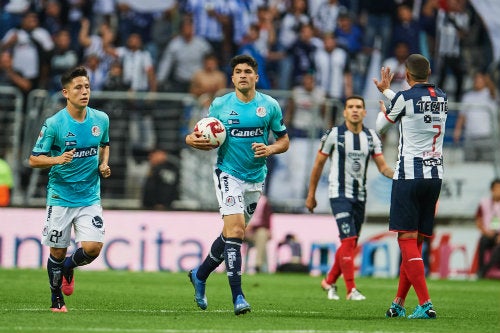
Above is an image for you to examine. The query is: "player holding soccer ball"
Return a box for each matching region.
[29,66,111,312]
[373,54,447,319]
[185,54,289,315]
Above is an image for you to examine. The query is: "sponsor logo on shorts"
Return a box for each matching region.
[341,222,350,235]
[92,216,104,228]
[222,175,229,192]
[225,196,236,206]
[246,202,257,215]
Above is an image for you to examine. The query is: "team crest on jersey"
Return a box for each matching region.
[91,125,101,136]
[256,106,266,117]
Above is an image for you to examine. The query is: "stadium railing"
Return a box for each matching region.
[0,86,498,212]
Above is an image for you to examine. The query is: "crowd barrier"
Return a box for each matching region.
[0,86,499,218]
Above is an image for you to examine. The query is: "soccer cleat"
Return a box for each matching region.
[407,301,436,319]
[346,288,366,301]
[386,302,406,318]
[234,295,251,315]
[50,295,68,313]
[327,286,340,300]
[61,268,74,296]
[188,268,207,310]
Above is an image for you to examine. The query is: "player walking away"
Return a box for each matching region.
[306,96,394,301]
[185,54,289,315]
[29,66,111,312]
[373,54,447,319]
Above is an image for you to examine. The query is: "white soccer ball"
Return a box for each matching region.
[194,117,227,147]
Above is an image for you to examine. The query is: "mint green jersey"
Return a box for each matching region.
[209,91,287,182]
[31,107,110,207]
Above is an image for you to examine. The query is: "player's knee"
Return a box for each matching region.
[81,242,103,257]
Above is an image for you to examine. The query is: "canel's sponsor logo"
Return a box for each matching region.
[230,127,264,138]
[72,147,98,158]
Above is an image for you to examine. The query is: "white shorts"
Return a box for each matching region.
[213,169,264,225]
[41,205,106,248]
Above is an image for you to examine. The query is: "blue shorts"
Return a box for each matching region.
[389,179,442,237]
[329,197,365,240]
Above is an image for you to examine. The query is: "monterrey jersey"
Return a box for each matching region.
[209,91,287,182]
[319,123,383,201]
[31,107,110,207]
[386,83,447,180]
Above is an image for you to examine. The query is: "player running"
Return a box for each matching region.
[29,66,111,312]
[185,54,289,315]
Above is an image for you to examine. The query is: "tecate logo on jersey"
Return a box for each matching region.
[230,127,264,138]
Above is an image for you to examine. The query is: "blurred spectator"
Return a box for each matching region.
[106,32,157,92]
[226,0,259,61]
[285,71,326,138]
[0,156,13,207]
[314,32,352,122]
[0,0,30,39]
[142,148,180,210]
[238,24,272,90]
[334,10,364,94]
[475,178,500,278]
[0,49,32,93]
[276,233,309,273]
[419,0,440,59]
[276,0,311,90]
[90,0,117,31]
[102,60,130,92]
[435,0,470,101]
[40,0,65,37]
[289,22,319,87]
[83,53,107,92]
[189,53,227,110]
[1,11,54,89]
[391,3,421,55]
[78,17,115,73]
[245,195,273,273]
[381,41,411,93]
[150,3,180,65]
[183,0,231,65]
[313,0,344,35]
[48,29,79,94]
[359,0,396,58]
[65,0,92,53]
[453,71,497,161]
[157,16,212,93]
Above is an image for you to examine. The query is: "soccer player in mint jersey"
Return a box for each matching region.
[185,54,289,315]
[373,54,447,319]
[29,66,111,312]
[306,96,394,301]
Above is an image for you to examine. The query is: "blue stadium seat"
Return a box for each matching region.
[308,243,337,275]
[359,241,391,277]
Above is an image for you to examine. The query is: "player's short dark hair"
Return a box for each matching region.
[61,66,89,88]
[491,178,500,189]
[405,54,430,81]
[230,54,258,74]
[345,95,365,108]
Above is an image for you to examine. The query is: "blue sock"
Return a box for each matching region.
[224,237,243,303]
[47,255,64,296]
[197,234,226,281]
[64,248,97,271]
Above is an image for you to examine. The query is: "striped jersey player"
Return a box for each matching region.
[306,96,394,301]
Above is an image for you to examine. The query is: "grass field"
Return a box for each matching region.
[0,269,498,333]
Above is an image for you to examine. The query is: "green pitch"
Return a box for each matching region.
[0,269,498,333]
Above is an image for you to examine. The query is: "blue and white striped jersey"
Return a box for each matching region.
[319,123,383,201]
[378,83,448,180]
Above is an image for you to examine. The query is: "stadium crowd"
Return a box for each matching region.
[0,0,497,104]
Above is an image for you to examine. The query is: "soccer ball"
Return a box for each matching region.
[194,117,227,147]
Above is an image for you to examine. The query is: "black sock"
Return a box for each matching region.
[197,234,226,281]
[224,237,243,303]
[47,255,64,296]
[64,248,97,271]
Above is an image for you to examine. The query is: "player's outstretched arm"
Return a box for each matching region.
[185,131,216,151]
